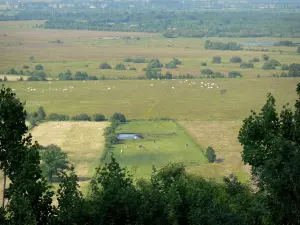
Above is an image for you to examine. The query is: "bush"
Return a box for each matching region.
[93,114,106,122]
[132,58,146,63]
[288,63,300,77]
[37,106,46,121]
[206,146,216,163]
[148,59,163,69]
[230,56,242,63]
[99,63,112,69]
[29,56,35,61]
[212,56,222,64]
[29,71,47,81]
[111,112,126,122]
[263,54,269,61]
[268,59,281,67]
[172,58,182,65]
[249,57,260,62]
[262,62,276,70]
[48,113,70,121]
[71,114,91,121]
[281,64,289,70]
[215,72,225,78]
[165,62,177,69]
[165,71,172,79]
[129,67,136,70]
[88,76,98,80]
[23,65,29,69]
[35,64,44,70]
[201,69,213,75]
[240,62,254,68]
[228,71,243,78]
[123,58,133,62]
[201,62,207,66]
[115,64,126,70]
[74,71,89,80]
[7,68,19,75]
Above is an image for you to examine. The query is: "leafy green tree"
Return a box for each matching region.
[58,70,72,80]
[262,61,276,70]
[240,62,254,68]
[99,63,112,69]
[288,63,300,77]
[111,112,126,122]
[115,63,126,70]
[206,146,216,163]
[147,59,163,69]
[201,68,213,75]
[228,71,243,78]
[37,106,46,121]
[93,113,105,121]
[29,56,35,61]
[40,144,69,182]
[0,85,54,224]
[212,56,222,64]
[48,113,70,121]
[281,64,289,70]
[29,71,47,81]
[238,84,300,224]
[74,71,89,80]
[71,113,91,121]
[172,58,181,65]
[35,64,44,70]
[230,56,242,63]
[165,62,177,69]
[263,54,269,61]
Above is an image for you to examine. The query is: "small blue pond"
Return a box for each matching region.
[117,133,142,140]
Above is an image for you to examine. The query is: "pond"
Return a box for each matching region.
[117,133,142,140]
[241,41,274,46]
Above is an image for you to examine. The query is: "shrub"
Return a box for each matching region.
[129,67,136,70]
[148,59,163,69]
[268,59,281,67]
[165,62,177,69]
[111,112,126,122]
[228,71,243,78]
[35,64,44,70]
[132,58,146,63]
[29,56,35,61]
[263,54,269,61]
[123,58,133,62]
[93,114,106,121]
[201,62,207,66]
[230,56,242,63]
[240,62,254,68]
[88,76,98,80]
[288,63,300,77]
[48,113,70,121]
[215,72,225,78]
[99,63,112,69]
[212,56,222,64]
[115,64,126,70]
[74,71,89,80]
[29,71,47,81]
[7,68,19,75]
[249,57,260,62]
[206,146,216,163]
[71,114,91,121]
[23,65,30,69]
[165,71,172,79]
[37,106,46,121]
[281,64,289,70]
[3,76,7,82]
[172,58,182,65]
[201,69,213,75]
[262,62,276,70]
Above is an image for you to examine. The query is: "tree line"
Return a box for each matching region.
[1,84,300,223]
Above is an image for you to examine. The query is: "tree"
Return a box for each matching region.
[250,57,260,62]
[262,62,276,70]
[58,70,72,80]
[201,62,207,66]
[29,56,35,61]
[40,144,69,182]
[230,56,242,63]
[35,64,44,70]
[29,71,47,81]
[238,84,300,224]
[165,62,177,69]
[228,71,243,78]
[99,63,112,69]
[37,106,46,121]
[240,62,254,68]
[71,113,91,121]
[48,113,70,121]
[115,63,126,70]
[288,63,300,77]
[74,71,88,80]
[93,114,105,121]
[147,59,163,69]
[297,46,300,54]
[172,58,181,65]
[212,56,222,64]
[281,64,289,71]
[206,146,216,163]
[111,112,126,122]
[3,77,7,82]
[263,54,269,61]
[0,85,54,224]
[201,68,213,75]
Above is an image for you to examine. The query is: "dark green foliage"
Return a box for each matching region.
[297,47,300,54]
[201,68,213,75]
[262,62,276,70]
[238,84,300,224]
[123,58,133,62]
[3,76,7,82]
[165,71,173,79]
[148,59,163,69]
[215,72,225,78]
[29,56,35,61]
[115,63,126,70]
[0,85,54,224]
[74,71,89,80]
[111,112,126,122]
[88,75,98,80]
[240,62,254,68]
[7,68,19,75]
[99,63,112,69]
[249,57,260,63]
[172,58,182,65]
[28,71,47,81]
[281,64,289,70]
[145,68,161,79]
[129,67,136,70]
[228,71,243,78]
[165,62,177,69]
[71,113,91,121]
[269,59,281,67]
[39,144,69,182]
[230,56,242,63]
[37,106,46,121]
[35,64,44,70]
[201,62,207,66]
[206,146,216,163]
[204,40,241,50]
[288,63,300,77]
[132,58,146,63]
[263,54,269,61]
[212,56,222,64]
[93,114,105,122]
[58,70,72,80]
[47,113,70,121]
[273,40,294,46]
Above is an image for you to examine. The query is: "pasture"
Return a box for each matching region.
[107,120,206,180]
[1,21,300,79]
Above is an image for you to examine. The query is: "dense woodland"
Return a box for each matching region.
[0,83,300,224]
[1,10,300,37]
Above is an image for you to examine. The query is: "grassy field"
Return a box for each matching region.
[5,78,300,120]
[31,121,109,193]
[180,121,249,182]
[1,21,300,79]
[106,120,206,180]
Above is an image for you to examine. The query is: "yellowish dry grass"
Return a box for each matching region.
[180,121,250,182]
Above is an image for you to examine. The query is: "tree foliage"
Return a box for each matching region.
[111,112,126,122]
[230,56,242,63]
[206,146,216,163]
[238,84,300,224]
[288,63,300,77]
[93,113,105,122]
[35,64,44,70]
[99,63,112,69]
[212,56,222,64]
